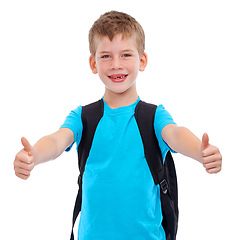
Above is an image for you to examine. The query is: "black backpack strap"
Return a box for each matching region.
[134,100,164,185]
[161,152,178,240]
[70,99,104,240]
[70,187,82,240]
[134,100,178,240]
[78,99,104,174]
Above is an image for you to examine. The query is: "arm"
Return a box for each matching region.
[162,124,222,174]
[33,128,74,165]
[14,128,74,180]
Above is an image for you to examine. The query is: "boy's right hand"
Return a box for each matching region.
[14,137,37,180]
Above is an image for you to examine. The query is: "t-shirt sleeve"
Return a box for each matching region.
[60,105,83,151]
[154,105,177,161]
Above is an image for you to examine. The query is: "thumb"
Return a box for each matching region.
[21,137,34,156]
[201,133,209,150]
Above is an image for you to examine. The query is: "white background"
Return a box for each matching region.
[1,0,239,239]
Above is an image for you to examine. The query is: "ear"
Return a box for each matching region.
[89,55,98,74]
[139,52,148,72]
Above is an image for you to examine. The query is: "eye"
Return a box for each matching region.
[122,53,132,58]
[101,55,111,59]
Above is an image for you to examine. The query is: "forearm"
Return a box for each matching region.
[163,125,202,162]
[33,134,64,165]
[33,128,73,165]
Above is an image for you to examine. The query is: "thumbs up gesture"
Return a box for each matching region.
[14,137,37,180]
[201,133,222,174]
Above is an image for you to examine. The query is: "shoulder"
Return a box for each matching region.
[71,105,82,116]
[81,99,104,117]
[135,100,157,117]
[135,101,173,123]
[154,104,176,134]
[62,105,83,127]
[136,101,177,158]
[61,105,83,135]
[155,104,174,122]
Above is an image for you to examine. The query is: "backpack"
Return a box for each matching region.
[70,99,179,240]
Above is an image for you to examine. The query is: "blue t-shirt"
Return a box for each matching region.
[61,97,176,240]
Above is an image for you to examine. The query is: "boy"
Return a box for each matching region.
[14,11,222,240]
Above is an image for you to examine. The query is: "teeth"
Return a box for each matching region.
[113,75,126,79]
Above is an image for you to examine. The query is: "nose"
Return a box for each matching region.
[110,56,123,70]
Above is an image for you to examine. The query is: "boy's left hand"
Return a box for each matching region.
[201,133,222,174]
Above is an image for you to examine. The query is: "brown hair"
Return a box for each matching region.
[89,11,145,57]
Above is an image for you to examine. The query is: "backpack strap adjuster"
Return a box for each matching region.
[160,179,168,194]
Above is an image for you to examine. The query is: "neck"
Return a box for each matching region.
[103,85,138,109]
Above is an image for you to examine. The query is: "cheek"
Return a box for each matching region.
[96,62,109,82]
[129,61,140,74]
[96,61,108,74]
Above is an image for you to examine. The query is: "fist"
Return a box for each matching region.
[201,133,222,174]
[14,137,37,180]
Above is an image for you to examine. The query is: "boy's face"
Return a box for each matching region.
[89,34,147,95]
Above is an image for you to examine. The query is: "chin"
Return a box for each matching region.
[108,88,128,94]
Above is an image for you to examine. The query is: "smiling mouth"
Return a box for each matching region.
[108,74,128,83]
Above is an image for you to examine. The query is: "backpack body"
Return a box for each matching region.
[70,99,178,240]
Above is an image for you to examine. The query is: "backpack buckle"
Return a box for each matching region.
[160,179,168,194]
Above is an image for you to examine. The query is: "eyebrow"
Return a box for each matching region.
[99,49,135,54]
[99,51,111,54]
[122,49,134,53]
